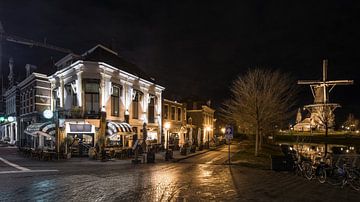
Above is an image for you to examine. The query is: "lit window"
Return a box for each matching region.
[111,86,120,116]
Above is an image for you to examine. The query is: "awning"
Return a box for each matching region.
[106,121,134,137]
[25,122,56,138]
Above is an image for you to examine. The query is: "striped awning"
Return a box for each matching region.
[25,122,56,137]
[106,121,134,136]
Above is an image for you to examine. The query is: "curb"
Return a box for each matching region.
[171,147,219,162]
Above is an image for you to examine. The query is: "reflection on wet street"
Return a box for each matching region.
[1,164,238,201]
[0,145,241,201]
[1,143,359,201]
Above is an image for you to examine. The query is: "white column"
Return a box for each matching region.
[50,81,55,111]
[100,73,111,112]
[59,77,64,108]
[142,92,149,123]
[15,122,18,142]
[157,92,162,143]
[5,125,8,138]
[10,123,13,143]
[76,71,83,107]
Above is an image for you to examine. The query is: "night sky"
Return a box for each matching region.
[1,0,360,123]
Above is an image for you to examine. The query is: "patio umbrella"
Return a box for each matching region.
[142,122,147,152]
[197,128,201,147]
[189,127,193,145]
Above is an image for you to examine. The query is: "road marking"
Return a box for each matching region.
[0,170,59,174]
[0,157,30,171]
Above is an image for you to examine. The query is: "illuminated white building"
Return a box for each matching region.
[49,45,164,154]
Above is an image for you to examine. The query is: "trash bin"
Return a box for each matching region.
[147,151,155,163]
[165,149,173,161]
[180,147,187,156]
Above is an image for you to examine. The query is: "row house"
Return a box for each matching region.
[1,85,19,144]
[185,101,215,148]
[162,99,187,150]
[19,72,53,148]
[48,45,164,156]
[1,59,53,148]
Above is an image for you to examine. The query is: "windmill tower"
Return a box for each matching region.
[298,59,353,132]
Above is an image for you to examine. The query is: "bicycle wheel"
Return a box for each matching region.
[303,161,313,180]
[327,168,345,186]
[348,169,360,191]
[317,167,327,184]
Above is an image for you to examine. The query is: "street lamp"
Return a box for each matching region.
[164,122,170,150]
[43,109,58,159]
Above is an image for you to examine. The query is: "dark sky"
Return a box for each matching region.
[1,0,360,122]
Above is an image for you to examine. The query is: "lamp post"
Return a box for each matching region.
[164,122,170,150]
[43,109,58,159]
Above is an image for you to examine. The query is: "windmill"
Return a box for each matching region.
[298,59,353,134]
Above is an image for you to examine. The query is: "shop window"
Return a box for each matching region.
[164,105,169,120]
[132,92,139,119]
[148,96,155,123]
[177,108,181,121]
[171,106,175,120]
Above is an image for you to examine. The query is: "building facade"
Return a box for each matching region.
[185,101,215,148]
[1,85,20,144]
[18,72,53,148]
[49,45,164,156]
[162,99,187,150]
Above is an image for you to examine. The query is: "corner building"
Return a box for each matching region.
[49,45,164,155]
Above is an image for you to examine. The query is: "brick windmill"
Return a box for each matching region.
[297,59,353,134]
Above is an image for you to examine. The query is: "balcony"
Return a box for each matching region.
[63,107,100,119]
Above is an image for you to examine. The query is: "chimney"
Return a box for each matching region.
[8,57,14,87]
[25,64,37,77]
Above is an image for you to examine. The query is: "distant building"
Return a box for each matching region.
[162,99,187,150]
[1,85,19,144]
[184,100,215,148]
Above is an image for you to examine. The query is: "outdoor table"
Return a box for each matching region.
[42,150,56,161]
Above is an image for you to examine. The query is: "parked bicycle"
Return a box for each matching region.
[326,156,360,191]
[290,149,313,179]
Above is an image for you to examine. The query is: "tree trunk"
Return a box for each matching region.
[259,132,263,151]
[255,127,259,157]
[325,121,328,156]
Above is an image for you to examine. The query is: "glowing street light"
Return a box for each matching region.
[7,116,15,122]
[43,109,54,119]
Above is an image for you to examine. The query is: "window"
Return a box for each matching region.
[53,90,60,108]
[132,92,139,119]
[148,96,155,123]
[171,106,175,120]
[72,93,77,106]
[164,105,169,120]
[177,108,181,121]
[111,86,120,116]
[84,81,100,115]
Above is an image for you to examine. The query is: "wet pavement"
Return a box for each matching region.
[0,144,359,201]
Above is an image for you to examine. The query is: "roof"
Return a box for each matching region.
[80,44,153,81]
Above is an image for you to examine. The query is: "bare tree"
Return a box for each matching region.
[220,69,297,156]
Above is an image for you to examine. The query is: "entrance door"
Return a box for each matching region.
[68,133,94,156]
